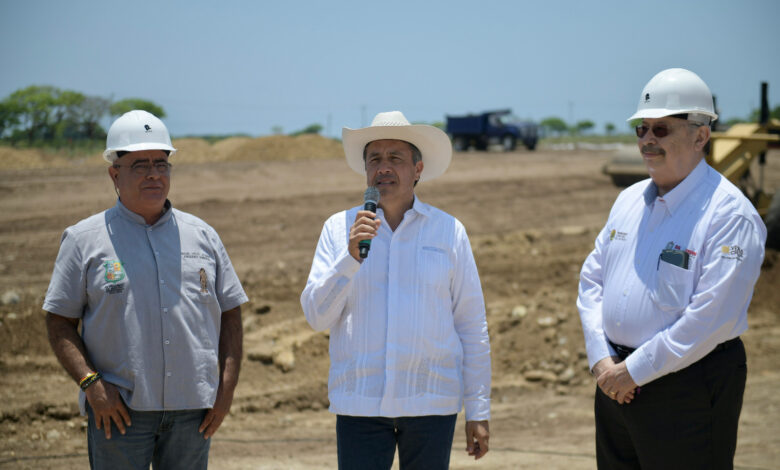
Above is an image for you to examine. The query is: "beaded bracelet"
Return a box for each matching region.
[79,372,102,391]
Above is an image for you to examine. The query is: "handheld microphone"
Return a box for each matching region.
[359,186,380,259]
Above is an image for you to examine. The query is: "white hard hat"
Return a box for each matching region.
[103,110,177,163]
[627,68,718,123]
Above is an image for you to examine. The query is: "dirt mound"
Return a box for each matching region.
[217,134,344,162]
[0,147,68,170]
[0,135,344,171]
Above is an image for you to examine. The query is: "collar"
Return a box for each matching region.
[114,199,173,227]
[377,195,431,220]
[643,159,708,215]
[410,195,432,218]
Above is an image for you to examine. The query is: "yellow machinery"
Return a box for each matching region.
[708,120,780,219]
[603,82,780,248]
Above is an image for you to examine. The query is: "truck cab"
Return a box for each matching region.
[446,109,538,151]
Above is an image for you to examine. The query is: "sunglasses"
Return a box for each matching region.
[635,121,702,138]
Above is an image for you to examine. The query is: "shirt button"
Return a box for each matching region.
[164,340,170,345]
[623,290,629,296]
[163,308,168,313]
[147,228,152,232]
[160,279,165,284]
[154,251,159,255]
[166,372,172,377]
[616,322,622,327]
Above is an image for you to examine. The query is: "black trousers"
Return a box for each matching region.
[595,338,747,470]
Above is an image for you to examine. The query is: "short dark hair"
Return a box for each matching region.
[363,140,422,164]
[114,149,171,161]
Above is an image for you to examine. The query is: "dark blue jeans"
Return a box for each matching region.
[336,414,457,470]
[86,403,210,470]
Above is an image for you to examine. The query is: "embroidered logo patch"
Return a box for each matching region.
[103,260,125,283]
[199,268,208,293]
[104,284,125,294]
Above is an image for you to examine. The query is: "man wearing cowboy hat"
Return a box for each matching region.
[301,111,491,469]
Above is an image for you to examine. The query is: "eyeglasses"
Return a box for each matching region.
[113,161,172,176]
[635,122,703,138]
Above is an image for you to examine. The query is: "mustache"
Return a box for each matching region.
[642,145,665,155]
[373,176,396,184]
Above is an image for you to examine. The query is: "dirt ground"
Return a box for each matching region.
[0,143,778,469]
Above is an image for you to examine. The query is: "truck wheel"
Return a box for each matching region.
[525,139,537,151]
[502,135,516,151]
[766,191,780,250]
[452,136,467,151]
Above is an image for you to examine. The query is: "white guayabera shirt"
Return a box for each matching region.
[301,197,491,421]
[578,160,766,386]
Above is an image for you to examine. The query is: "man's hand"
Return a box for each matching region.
[596,360,638,404]
[198,383,234,439]
[85,379,131,440]
[465,420,489,460]
[348,210,381,261]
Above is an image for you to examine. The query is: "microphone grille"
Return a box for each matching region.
[364,186,380,204]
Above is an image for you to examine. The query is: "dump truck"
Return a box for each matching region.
[446,109,538,151]
[603,82,780,249]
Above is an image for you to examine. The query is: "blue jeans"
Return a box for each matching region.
[336,414,457,470]
[86,403,210,470]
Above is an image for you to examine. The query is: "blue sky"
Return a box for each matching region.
[1,0,778,138]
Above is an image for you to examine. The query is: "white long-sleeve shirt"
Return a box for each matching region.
[301,197,491,421]
[578,160,766,386]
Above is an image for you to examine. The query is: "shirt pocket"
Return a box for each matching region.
[420,246,451,282]
[182,257,218,304]
[651,260,695,313]
[418,245,453,307]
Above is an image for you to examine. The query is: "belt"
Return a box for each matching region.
[608,337,740,362]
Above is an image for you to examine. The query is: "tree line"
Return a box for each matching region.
[0,85,166,146]
[538,104,780,139]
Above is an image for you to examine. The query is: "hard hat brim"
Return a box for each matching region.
[627,108,718,122]
[103,142,178,163]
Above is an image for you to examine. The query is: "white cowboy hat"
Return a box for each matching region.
[342,111,452,182]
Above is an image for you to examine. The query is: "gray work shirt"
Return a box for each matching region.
[43,200,249,414]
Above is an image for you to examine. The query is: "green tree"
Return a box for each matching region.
[0,100,21,139]
[290,123,323,136]
[575,120,595,135]
[749,104,780,122]
[540,117,568,136]
[110,98,166,118]
[52,90,86,142]
[5,85,60,143]
[1,86,114,144]
[77,96,111,140]
[605,122,616,135]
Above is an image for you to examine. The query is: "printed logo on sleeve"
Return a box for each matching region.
[609,229,628,241]
[721,245,744,262]
[103,260,125,283]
